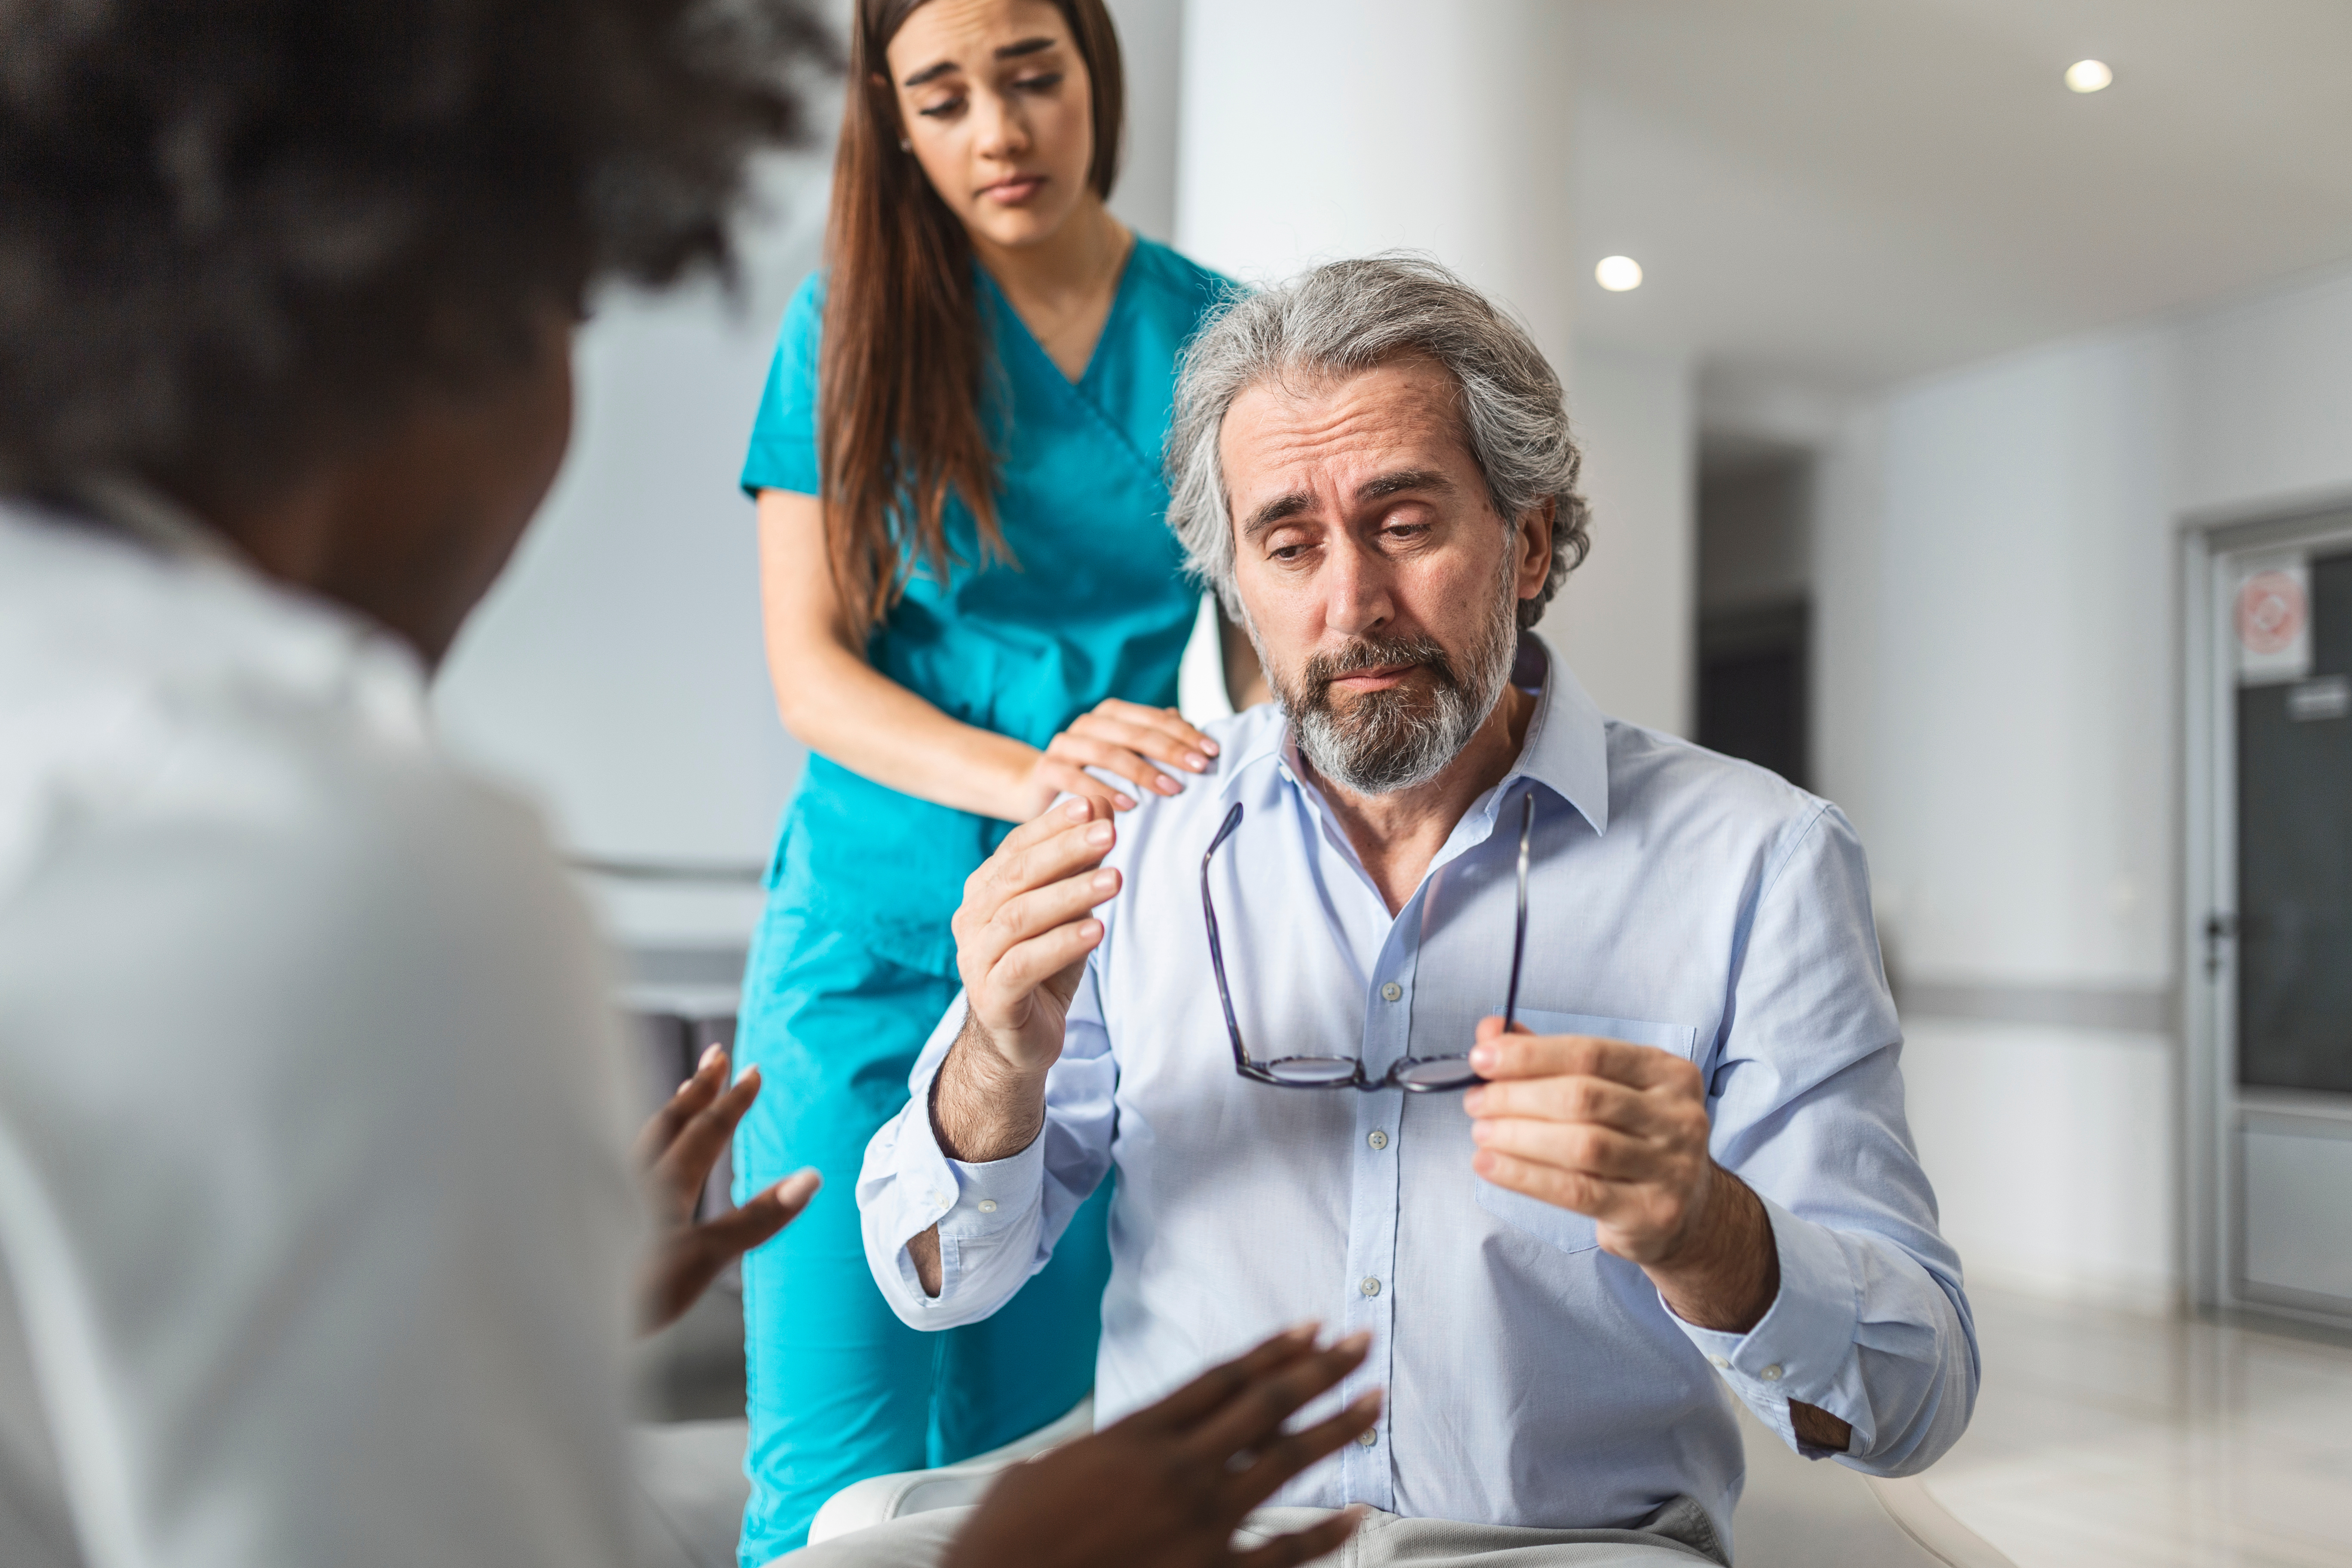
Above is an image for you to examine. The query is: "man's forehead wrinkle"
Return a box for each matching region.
[1220,355,1479,527]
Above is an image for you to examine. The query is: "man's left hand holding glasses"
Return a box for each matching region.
[1463,1019,1854,1452]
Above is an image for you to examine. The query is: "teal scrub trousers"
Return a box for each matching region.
[730,905,1111,1563]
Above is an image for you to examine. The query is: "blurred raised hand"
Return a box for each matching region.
[635,1045,818,1332]
[944,1325,1380,1568]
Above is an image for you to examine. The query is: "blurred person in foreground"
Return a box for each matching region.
[838,257,1980,1567]
[0,3,1373,1565]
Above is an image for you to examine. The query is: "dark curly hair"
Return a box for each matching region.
[0,0,833,502]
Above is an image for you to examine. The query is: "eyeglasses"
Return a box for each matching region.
[1200,790,1534,1093]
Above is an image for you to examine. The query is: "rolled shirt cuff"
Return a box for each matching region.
[1669,1192,1861,1451]
[870,1099,1046,1311]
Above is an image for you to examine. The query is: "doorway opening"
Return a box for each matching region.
[1697,446,1813,790]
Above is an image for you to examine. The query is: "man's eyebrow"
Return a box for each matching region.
[1356,468,1452,503]
[1240,492,1311,538]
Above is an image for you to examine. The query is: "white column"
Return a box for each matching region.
[1173,1,1695,733]
[1553,343,1695,735]
[1175,0,1574,365]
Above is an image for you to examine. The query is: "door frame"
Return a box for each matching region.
[2181,495,2352,1326]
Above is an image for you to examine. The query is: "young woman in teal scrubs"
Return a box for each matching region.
[731,0,1239,1558]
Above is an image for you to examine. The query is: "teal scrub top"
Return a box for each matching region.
[742,237,1233,977]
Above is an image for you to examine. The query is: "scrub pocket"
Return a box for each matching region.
[1473,1009,1703,1254]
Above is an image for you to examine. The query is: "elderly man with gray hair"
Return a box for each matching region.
[814,256,1976,1567]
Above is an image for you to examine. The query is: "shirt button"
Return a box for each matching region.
[1367,1129,1389,1151]
[1360,1277,1382,1297]
[977,1199,998,1213]
[1709,1356,1730,1369]
[1380,982,1404,1002]
[1760,1364,1784,1382]
[1357,1427,1378,1448]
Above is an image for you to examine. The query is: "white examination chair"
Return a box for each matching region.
[805,1396,1096,1545]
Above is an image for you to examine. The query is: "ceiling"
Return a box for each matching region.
[1567,0,2352,437]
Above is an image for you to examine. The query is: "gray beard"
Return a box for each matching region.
[1269,574,1521,797]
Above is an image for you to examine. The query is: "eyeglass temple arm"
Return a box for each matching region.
[1202,802,1251,1072]
[1501,791,1533,1035]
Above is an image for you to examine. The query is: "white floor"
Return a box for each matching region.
[1921,1286,2352,1568]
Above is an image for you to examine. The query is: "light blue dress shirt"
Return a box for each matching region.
[856,641,1977,1547]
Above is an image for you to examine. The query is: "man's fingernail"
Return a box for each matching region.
[1093,870,1117,894]
[1066,796,1090,819]
[698,1043,724,1071]
[1184,752,1209,771]
[1287,1320,1320,1342]
[1469,1044,1496,1071]
[1201,739,1220,756]
[1087,822,1114,846]
[739,1064,760,1083]
[1462,1087,1485,1114]
[1115,793,1137,810]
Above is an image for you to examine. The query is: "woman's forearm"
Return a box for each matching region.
[757,490,1040,821]
[777,632,1042,820]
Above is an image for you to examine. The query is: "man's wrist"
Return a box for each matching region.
[931,1014,1050,1164]
[1647,1164,1779,1334]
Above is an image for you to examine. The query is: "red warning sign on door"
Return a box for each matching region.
[2236,557,2311,686]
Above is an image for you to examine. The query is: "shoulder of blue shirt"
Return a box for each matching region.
[1101,697,1838,868]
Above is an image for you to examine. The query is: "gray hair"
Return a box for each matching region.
[1165,254,1591,631]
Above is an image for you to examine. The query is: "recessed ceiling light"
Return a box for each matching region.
[2065,58,2113,93]
[1595,255,1643,292]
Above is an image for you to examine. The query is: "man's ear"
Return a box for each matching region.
[1516,497,1556,600]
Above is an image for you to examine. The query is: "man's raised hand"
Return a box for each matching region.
[948,795,1123,1081]
[943,1325,1378,1568]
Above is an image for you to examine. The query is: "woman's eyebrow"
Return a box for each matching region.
[900,37,1054,88]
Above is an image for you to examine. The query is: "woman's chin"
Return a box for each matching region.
[964,197,1084,254]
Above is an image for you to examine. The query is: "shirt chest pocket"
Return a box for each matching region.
[1472,1010,1703,1256]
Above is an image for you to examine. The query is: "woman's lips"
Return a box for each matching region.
[980,175,1047,205]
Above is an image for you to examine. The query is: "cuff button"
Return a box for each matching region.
[1760,1364,1784,1382]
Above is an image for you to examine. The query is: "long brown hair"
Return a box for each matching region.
[820,0,1124,629]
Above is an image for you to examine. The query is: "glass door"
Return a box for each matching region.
[2196,514,2352,1328]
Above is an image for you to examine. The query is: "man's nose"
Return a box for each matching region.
[1321,542,1394,639]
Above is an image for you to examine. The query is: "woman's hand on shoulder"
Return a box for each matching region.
[1017,700,1221,821]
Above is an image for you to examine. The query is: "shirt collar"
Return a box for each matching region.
[1215,633,1612,837]
[67,472,254,573]
[1503,635,1612,837]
